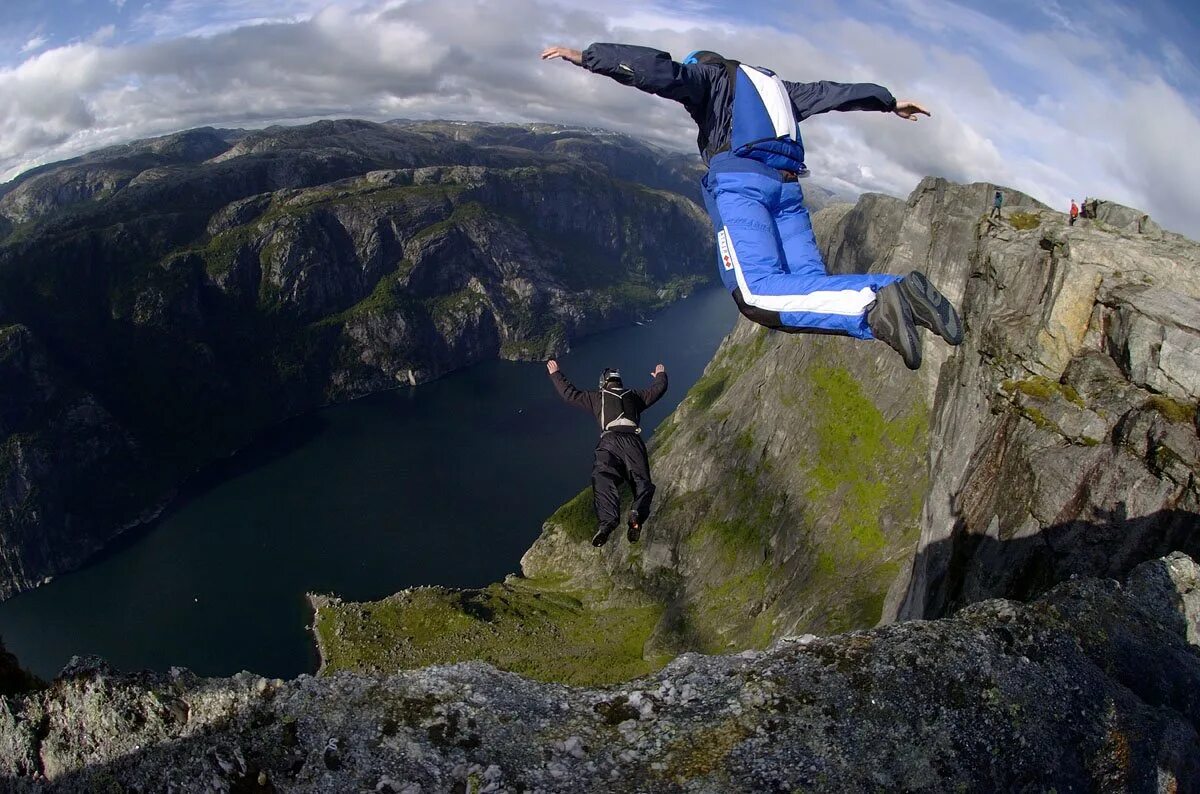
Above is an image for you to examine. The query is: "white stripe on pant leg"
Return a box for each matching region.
[719,226,877,316]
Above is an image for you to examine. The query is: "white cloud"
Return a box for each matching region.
[0,0,1196,238]
[19,36,48,54]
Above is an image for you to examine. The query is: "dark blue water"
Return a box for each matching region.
[0,288,736,679]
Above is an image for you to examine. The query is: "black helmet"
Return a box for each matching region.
[599,368,623,387]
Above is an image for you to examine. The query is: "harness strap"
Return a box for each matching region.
[600,387,640,432]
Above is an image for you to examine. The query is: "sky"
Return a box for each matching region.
[1,0,1198,237]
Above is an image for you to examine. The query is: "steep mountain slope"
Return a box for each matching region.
[314,179,1198,684]
[0,120,715,600]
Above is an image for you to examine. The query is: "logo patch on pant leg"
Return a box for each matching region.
[718,228,735,271]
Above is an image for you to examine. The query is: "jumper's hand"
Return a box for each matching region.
[541,46,583,65]
[893,100,930,121]
[651,364,665,377]
[546,359,560,374]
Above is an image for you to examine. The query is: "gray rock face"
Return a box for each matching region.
[894,180,1200,620]
[0,325,159,599]
[1,554,1197,792]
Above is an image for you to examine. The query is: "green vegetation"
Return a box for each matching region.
[684,327,772,413]
[545,487,597,543]
[1016,405,1059,433]
[410,201,487,243]
[805,366,924,555]
[689,371,730,412]
[426,286,486,318]
[1145,395,1197,424]
[1001,375,1085,408]
[661,718,752,782]
[313,578,670,686]
[1009,211,1041,230]
[790,360,928,633]
[197,224,258,278]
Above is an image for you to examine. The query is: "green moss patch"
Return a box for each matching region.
[313,579,668,687]
[1145,395,1197,424]
[661,718,752,782]
[805,366,924,555]
[1002,375,1085,408]
[689,371,730,411]
[684,327,771,413]
[793,363,928,633]
[1008,211,1041,230]
[546,487,598,543]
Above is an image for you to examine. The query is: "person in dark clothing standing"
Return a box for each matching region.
[541,43,962,371]
[547,359,668,547]
[991,190,1003,219]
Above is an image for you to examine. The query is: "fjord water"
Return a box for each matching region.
[0,288,737,679]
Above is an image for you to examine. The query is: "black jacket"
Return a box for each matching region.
[549,370,668,432]
[581,43,896,162]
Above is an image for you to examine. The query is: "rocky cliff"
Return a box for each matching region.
[896,192,1200,620]
[0,120,717,600]
[2,554,1198,791]
[313,179,1198,688]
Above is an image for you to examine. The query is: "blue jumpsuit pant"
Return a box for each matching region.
[701,153,899,339]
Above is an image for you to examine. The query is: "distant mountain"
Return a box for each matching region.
[0,119,716,600]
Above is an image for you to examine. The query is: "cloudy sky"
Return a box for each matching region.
[2,0,1198,236]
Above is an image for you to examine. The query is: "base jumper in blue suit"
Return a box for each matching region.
[541,44,963,369]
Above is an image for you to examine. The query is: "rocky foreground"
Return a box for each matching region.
[1,553,1197,792]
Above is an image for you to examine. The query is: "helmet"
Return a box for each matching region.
[599,368,623,388]
[682,50,725,66]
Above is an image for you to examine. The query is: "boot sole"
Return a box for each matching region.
[903,271,963,345]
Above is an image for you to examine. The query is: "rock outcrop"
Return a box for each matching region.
[2,553,1198,791]
[0,120,716,600]
[895,189,1200,620]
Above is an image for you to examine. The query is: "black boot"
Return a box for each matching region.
[867,283,922,370]
[900,271,963,345]
[626,510,642,543]
[592,526,614,547]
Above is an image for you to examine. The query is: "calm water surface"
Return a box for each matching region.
[0,288,737,678]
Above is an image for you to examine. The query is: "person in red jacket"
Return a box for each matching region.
[1069,199,1079,226]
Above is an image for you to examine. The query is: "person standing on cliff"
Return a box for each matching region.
[991,190,1003,219]
[546,359,667,547]
[1070,199,1079,226]
[540,44,962,370]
